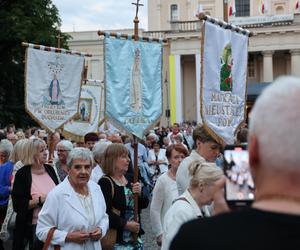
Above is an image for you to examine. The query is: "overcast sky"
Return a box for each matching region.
[52,0,148,32]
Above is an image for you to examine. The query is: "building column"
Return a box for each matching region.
[169,54,183,124]
[290,49,300,77]
[262,50,274,82]
[195,54,202,124]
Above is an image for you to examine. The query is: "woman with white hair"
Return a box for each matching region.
[36,147,108,250]
[90,140,112,183]
[161,160,223,250]
[53,140,73,182]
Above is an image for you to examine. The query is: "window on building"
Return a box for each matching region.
[170,4,178,21]
[235,0,250,17]
[248,54,255,78]
[275,6,284,15]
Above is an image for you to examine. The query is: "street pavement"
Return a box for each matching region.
[141,204,160,250]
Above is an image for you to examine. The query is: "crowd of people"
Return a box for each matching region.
[0,120,222,250]
[1,76,300,249]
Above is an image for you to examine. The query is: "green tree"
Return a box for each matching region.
[0,0,70,128]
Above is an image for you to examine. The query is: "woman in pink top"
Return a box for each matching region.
[11,138,59,250]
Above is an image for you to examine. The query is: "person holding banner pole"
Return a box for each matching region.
[98,143,148,249]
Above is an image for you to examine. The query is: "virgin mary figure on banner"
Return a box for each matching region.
[25,45,84,132]
[104,35,163,139]
[49,74,62,105]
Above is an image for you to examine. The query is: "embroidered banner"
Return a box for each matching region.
[64,80,103,136]
[104,36,163,139]
[25,47,84,132]
[201,21,248,144]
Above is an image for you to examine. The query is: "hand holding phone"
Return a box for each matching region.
[222,145,255,209]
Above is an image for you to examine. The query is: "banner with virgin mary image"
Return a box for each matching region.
[25,46,84,132]
[201,21,249,144]
[63,80,104,136]
[104,36,163,139]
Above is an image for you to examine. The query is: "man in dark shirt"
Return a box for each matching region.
[171,76,300,250]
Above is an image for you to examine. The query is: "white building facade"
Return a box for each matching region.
[67,0,300,127]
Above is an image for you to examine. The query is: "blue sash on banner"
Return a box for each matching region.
[104,37,162,139]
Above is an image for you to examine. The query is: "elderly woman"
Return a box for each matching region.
[11,138,59,250]
[98,143,149,249]
[53,140,73,182]
[90,140,112,183]
[161,160,223,250]
[150,144,189,247]
[0,140,14,250]
[36,147,108,250]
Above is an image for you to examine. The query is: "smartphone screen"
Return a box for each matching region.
[223,145,255,207]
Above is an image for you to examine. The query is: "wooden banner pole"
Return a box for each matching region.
[132,0,143,241]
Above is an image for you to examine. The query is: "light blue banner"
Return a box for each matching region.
[104,37,162,139]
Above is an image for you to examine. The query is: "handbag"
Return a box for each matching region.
[7,211,16,230]
[42,227,60,250]
[0,199,15,241]
[101,176,120,250]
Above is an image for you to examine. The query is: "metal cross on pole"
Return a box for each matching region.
[132,0,144,19]
[132,0,144,40]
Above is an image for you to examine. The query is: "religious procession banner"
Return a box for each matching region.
[25,45,85,132]
[104,36,163,139]
[201,21,249,144]
[63,80,104,137]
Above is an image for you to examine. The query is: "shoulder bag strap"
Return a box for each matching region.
[42,227,60,250]
[102,175,115,198]
[101,175,120,215]
[172,197,191,205]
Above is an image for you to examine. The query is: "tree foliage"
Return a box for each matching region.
[0,0,70,128]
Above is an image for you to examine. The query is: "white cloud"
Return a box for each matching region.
[52,0,148,32]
